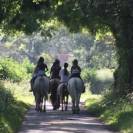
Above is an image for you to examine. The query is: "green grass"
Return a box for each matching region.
[0,101,30,133]
[85,93,133,133]
[4,80,34,104]
[0,80,34,133]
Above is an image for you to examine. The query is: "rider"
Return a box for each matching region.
[69,59,85,93]
[30,57,48,92]
[59,62,69,84]
[70,59,81,78]
[50,59,61,79]
[50,59,61,110]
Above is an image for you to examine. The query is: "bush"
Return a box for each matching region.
[22,58,34,74]
[0,81,31,133]
[81,68,96,82]
[0,58,29,82]
[0,82,14,112]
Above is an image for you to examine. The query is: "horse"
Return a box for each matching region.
[57,83,69,111]
[33,76,49,112]
[67,77,84,114]
[49,78,60,110]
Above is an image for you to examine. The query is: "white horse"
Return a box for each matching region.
[67,77,84,114]
[33,76,49,112]
[57,83,69,111]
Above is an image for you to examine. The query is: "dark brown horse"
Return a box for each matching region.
[49,78,60,110]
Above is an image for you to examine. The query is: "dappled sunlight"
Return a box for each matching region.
[19,105,114,133]
[81,90,102,103]
[96,69,114,82]
[0,0,133,133]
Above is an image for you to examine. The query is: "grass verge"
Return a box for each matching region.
[0,80,34,133]
[85,93,133,133]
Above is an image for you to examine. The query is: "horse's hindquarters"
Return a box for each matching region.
[68,78,83,114]
[49,79,60,110]
[33,76,49,111]
[57,83,69,111]
[68,78,83,96]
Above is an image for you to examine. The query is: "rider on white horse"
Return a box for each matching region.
[69,59,85,92]
[30,57,48,92]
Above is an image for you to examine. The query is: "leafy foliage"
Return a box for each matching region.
[0,82,14,113]
[0,57,31,82]
[0,27,117,69]
[22,58,34,74]
[82,68,114,94]
[0,0,133,95]
[56,0,133,95]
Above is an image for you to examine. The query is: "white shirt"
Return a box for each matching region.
[59,69,69,83]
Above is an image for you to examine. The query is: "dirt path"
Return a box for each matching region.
[18,102,118,133]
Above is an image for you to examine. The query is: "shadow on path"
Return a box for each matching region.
[18,102,119,133]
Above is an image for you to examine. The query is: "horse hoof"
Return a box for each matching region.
[65,107,67,111]
[76,111,79,114]
[53,107,56,110]
[72,110,76,114]
[35,108,40,112]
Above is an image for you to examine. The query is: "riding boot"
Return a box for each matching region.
[29,77,36,92]
[82,85,85,93]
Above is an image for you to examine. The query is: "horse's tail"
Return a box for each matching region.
[75,79,78,93]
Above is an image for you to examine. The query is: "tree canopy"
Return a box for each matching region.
[1,0,133,95]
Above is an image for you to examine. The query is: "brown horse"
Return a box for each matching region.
[49,78,60,110]
[57,83,69,111]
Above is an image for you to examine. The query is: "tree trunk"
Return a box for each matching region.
[113,13,133,95]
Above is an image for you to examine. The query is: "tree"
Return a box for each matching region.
[55,0,133,95]
[1,0,133,95]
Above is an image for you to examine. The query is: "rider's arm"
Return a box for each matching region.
[71,66,73,73]
[45,64,48,72]
[78,66,81,73]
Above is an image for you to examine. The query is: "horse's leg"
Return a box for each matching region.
[57,94,60,109]
[37,95,42,112]
[75,94,80,114]
[61,96,63,111]
[41,97,43,110]
[51,89,58,110]
[72,98,76,114]
[50,95,53,106]
[43,96,46,112]
[36,94,41,112]
[50,94,56,110]
[65,95,68,111]
[35,93,39,111]
[52,95,57,110]
[34,94,37,111]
